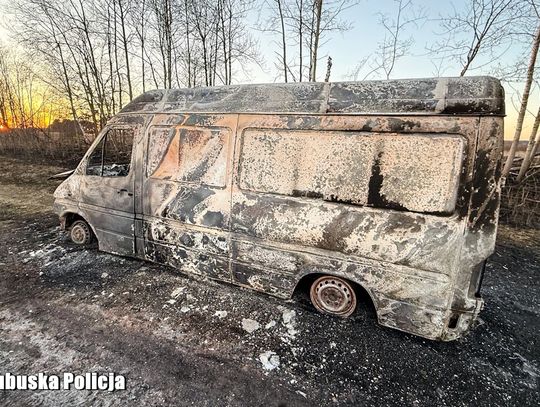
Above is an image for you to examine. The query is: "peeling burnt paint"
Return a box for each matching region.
[53,77,505,341]
[367,152,407,211]
[163,187,215,223]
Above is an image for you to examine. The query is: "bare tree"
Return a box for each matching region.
[150,0,173,88]
[0,46,54,128]
[259,0,292,82]
[117,0,134,100]
[368,0,426,80]
[430,0,518,76]
[4,0,260,134]
[199,0,263,86]
[503,24,540,178]
[308,0,323,81]
[306,0,358,81]
[277,0,289,82]
[514,1,540,181]
[261,0,357,82]
[346,0,424,81]
[517,105,540,181]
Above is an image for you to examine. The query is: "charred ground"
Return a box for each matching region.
[0,156,538,406]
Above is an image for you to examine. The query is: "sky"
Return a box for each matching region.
[0,0,537,140]
[249,0,474,81]
[246,0,538,141]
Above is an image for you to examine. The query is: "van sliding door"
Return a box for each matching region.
[141,114,236,281]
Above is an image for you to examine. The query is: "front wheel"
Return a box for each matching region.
[309,276,357,317]
[70,220,93,245]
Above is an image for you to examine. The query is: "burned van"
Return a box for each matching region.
[53,77,504,341]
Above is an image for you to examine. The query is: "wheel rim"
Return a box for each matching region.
[71,223,88,244]
[310,276,356,317]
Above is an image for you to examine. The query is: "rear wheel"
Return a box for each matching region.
[310,275,357,317]
[70,220,93,245]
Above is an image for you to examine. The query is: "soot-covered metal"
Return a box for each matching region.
[53,76,504,341]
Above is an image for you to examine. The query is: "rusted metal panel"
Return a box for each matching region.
[231,190,464,274]
[238,129,464,213]
[54,77,505,341]
[120,76,504,116]
[327,77,504,115]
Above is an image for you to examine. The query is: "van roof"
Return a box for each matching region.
[119,76,504,116]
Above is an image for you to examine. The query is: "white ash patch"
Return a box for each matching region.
[180,305,191,313]
[259,351,280,371]
[265,320,276,329]
[241,318,261,333]
[26,244,66,266]
[281,309,298,338]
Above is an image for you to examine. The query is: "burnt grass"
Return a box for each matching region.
[0,157,539,406]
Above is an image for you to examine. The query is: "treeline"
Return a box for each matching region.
[0,0,359,133]
[2,0,262,133]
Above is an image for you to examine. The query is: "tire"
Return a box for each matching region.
[70,220,93,245]
[309,275,357,317]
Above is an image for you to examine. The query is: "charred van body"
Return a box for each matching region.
[53,77,505,341]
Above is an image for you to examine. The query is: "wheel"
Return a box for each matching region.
[70,220,93,245]
[309,276,357,317]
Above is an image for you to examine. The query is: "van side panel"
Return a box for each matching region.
[232,191,465,274]
[230,114,482,339]
[238,130,465,213]
[141,113,237,281]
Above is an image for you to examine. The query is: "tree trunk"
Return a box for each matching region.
[106,6,116,115]
[166,0,173,89]
[298,0,303,82]
[184,0,192,87]
[517,105,540,182]
[530,124,540,160]
[228,2,233,85]
[309,0,323,82]
[276,0,288,83]
[118,0,133,101]
[113,0,123,109]
[502,24,540,178]
[140,0,147,93]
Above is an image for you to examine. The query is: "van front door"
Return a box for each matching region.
[80,126,136,256]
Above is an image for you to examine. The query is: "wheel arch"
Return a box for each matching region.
[292,272,379,316]
[59,211,98,241]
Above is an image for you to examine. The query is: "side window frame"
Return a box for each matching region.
[146,125,230,189]
[236,127,465,216]
[85,125,135,178]
[85,130,107,177]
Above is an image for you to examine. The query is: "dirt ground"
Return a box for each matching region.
[0,156,539,407]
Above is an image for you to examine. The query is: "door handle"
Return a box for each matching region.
[118,188,133,196]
